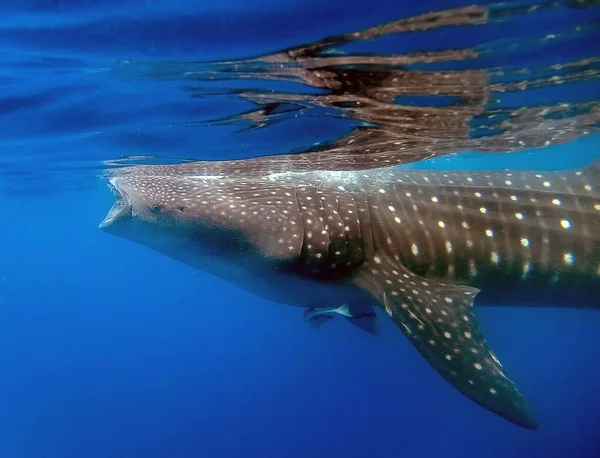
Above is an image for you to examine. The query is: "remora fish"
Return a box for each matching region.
[99,158,600,429]
[303,303,379,334]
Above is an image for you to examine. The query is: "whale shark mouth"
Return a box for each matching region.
[99,177,132,230]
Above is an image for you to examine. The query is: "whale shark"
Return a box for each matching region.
[99,156,600,429]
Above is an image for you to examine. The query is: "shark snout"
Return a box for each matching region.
[99,177,133,230]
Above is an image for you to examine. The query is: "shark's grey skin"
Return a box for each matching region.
[100,158,600,429]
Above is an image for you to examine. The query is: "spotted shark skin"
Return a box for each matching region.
[100,158,600,429]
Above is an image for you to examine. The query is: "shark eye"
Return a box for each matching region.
[151,204,161,212]
[178,206,186,212]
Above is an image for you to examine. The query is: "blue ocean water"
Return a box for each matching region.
[1,1,600,457]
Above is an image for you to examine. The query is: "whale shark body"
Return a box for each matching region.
[100,157,600,429]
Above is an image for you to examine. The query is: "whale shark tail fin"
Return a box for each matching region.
[353,253,539,430]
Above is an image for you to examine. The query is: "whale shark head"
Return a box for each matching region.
[99,170,314,273]
[99,178,133,229]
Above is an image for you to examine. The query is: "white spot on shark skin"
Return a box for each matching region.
[385,302,393,316]
[411,244,419,256]
[520,238,530,247]
[438,221,446,228]
[468,260,477,276]
[193,175,224,180]
[490,353,502,366]
[563,253,574,265]
[560,219,572,229]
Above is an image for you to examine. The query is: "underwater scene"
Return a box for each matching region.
[1,0,600,456]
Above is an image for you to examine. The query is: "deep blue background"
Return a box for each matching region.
[1,1,600,457]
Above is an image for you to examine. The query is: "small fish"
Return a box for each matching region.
[304,304,350,330]
[100,157,600,429]
[303,312,335,330]
[304,303,379,335]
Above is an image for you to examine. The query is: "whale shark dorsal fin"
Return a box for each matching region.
[353,253,538,429]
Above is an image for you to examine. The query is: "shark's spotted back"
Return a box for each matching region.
[368,163,600,288]
[101,158,600,429]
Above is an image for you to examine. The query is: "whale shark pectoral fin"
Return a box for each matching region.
[353,254,538,430]
[346,313,380,336]
[345,302,380,336]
